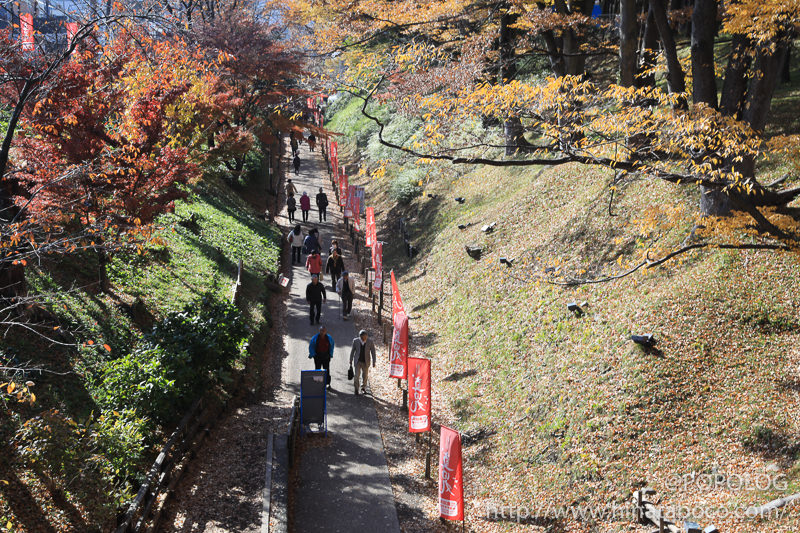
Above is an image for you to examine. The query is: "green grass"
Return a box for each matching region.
[2,175,281,531]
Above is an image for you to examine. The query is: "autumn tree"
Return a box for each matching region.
[286,0,800,279]
[11,29,207,292]
[193,12,304,183]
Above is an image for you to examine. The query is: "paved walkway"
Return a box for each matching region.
[280,142,401,533]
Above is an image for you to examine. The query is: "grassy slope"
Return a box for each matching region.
[0,177,280,532]
[331,90,800,530]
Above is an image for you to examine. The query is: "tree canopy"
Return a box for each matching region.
[284,0,800,281]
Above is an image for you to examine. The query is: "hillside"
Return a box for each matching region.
[328,91,800,531]
[0,176,281,531]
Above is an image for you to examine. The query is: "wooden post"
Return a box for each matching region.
[636,490,643,524]
[659,516,665,533]
[425,430,432,479]
[379,276,384,314]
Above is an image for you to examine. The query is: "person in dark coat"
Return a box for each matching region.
[325,249,344,291]
[306,274,327,325]
[293,154,301,174]
[316,187,328,222]
[307,133,317,152]
[308,326,334,389]
[328,238,342,257]
[286,195,297,222]
[303,229,320,255]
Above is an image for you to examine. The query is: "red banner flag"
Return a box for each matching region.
[20,13,34,51]
[65,22,78,40]
[390,270,404,319]
[389,311,408,379]
[373,242,383,290]
[439,426,464,521]
[345,184,357,218]
[332,156,339,184]
[366,207,376,247]
[353,196,361,232]
[339,173,349,207]
[407,357,430,433]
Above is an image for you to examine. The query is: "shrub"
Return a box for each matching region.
[94,294,248,425]
[93,345,176,424]
[13,409,146,524]
[95,409,148,485]
[389,167,425,204]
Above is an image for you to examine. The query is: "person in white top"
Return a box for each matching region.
[336,271,356,319]
[287,224,303,265]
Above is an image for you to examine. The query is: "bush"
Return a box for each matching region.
[94,409,148,485]
[389,167,425,204]
[94,294,248,425]
[14,409,147,525]
[93,345,176,424]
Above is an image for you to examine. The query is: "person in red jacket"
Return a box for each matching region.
[300,191,311,222]
[306,249,323,279]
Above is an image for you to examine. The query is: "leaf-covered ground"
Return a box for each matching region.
[344,145,800,532]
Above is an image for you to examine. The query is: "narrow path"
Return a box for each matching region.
[282,143,401,532]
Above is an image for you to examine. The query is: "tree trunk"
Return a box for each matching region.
[781,46,791,83]
[541,32,566,77]
[562,0,594,75]
[619,0,638,87]
[730,44,789,179]
[650,0,686,96]
[638,9,659,88]
[98,249,110,292]
[0,80,35,299]
[0,264,26,298]
[499,9,532,155]
[690,0,718,107]
[700,187,732,217]
[743,44,789,132]
[719,35,751,118]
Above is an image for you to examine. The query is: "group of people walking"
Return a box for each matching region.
[288,226,354,324]
[308,327,376,395]
[290,131,316,175]
[286,180,328,223]
[285,166,373,394]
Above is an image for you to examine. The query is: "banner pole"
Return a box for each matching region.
[425,429,432,479]
[462,431,467,533]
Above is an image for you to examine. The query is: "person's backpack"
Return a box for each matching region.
[303,236,312,254]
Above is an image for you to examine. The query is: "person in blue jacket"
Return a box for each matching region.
[309,326,335,390]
